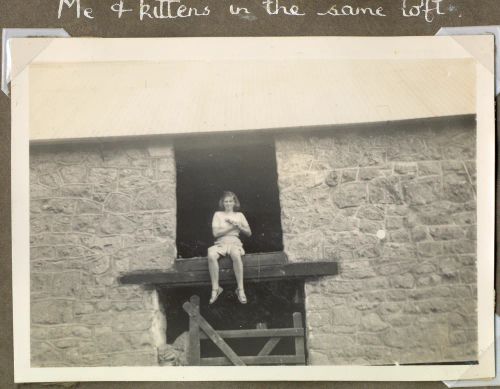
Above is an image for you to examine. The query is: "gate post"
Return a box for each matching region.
[293,312,305,359]
[187,295,201,365]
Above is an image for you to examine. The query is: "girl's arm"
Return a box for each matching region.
[236,213,252,237]
[213,224,238,238]
[212,213,238,238]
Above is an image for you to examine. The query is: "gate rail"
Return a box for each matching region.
[182,295,306,366]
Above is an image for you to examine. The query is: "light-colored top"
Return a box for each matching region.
[212,211,250,244]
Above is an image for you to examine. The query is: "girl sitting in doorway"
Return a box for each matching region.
[208,191,252,305]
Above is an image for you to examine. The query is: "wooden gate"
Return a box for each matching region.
[182,295,306,366]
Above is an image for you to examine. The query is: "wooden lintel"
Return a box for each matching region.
[119,256,338,287]
[175,251,288,272]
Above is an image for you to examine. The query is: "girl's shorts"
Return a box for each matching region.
[208,242,245,257]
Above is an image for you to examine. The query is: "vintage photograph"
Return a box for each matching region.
[12,36,495,381]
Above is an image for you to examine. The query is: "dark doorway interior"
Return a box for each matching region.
[175,132,283,259]
[159,280,305,359]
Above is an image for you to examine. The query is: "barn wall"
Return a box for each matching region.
[29,117,478,367]
[275,121,477,365]
[30,141,176,366]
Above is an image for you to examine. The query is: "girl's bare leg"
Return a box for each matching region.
[229,248,245,293]
[207,248,220,291]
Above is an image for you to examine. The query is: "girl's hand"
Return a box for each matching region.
[226,219,241,229]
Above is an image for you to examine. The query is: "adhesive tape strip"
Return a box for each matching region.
[443,313,499,387]
[2,28,70,96]
[436,26,499,96]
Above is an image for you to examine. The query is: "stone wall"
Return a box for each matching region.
[30,140,176,366]
[30,119,477,367]
[275,122,477,365]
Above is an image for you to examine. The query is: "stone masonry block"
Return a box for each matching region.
[331,307,360,326]
[360,313,389,332]
[60,165,87,183]
[32,300,74,324]
[332,183,366,208]
[104,193,133,213]
[368,177,403,205]
[402,177,442,205]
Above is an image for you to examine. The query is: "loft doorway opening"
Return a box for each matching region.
[174,132,284,259]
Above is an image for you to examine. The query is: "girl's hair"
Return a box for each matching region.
[218,191,241,211]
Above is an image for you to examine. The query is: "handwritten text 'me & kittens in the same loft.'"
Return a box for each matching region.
[58,0,448,23]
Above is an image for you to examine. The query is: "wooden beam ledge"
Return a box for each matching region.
[118,252,338,287]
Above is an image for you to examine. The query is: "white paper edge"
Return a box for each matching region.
[436,26,499,388]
